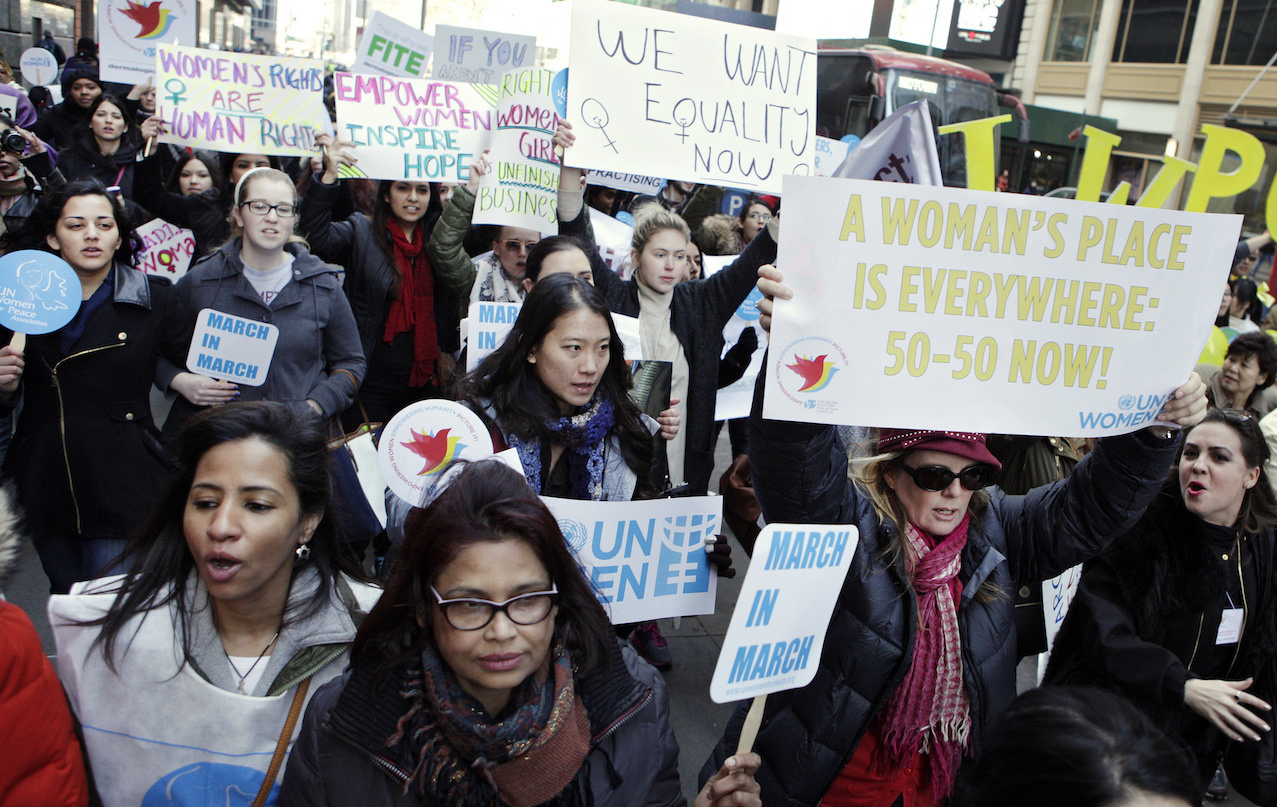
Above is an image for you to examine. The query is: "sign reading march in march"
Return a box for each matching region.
[433,24,536,84]
[333,73,496,182]
[543,496,720,624]
[567,0,816,195]
[466,301,521,370]
[764,176,1241,437]
[710,523,858,703]
[185,309,279,386]
[155,45,330,157]
[353,11,434,79]
[474,68,561,232]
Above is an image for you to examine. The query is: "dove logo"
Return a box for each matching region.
[400,427,468,476]
[786,354,839,393]
[119,0,179,39]
[142,762,274,806]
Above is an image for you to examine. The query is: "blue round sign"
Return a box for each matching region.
[0,249,80,334]
[552,68,569,118]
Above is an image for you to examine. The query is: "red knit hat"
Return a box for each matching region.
[876,428,1002,470]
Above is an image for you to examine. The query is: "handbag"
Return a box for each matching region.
[250,675,312,807]
[326,369,386,545]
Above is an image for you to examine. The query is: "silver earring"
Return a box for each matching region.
[295,544,311,560]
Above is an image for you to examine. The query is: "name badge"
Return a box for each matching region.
[1217,608,1244,645]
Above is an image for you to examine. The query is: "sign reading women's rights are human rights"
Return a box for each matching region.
[764,177,1241,437]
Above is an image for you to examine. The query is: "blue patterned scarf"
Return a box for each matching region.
[507,397,615,501]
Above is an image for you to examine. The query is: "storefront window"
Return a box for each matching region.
[1045,0,1101,60]
[1213,0,1277,64]
[1112,0,1199,62]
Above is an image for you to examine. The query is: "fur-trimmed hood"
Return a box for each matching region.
[0,482,24,585]
[695,214,745,256]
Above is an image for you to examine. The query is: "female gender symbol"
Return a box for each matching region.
[580,99,618,154]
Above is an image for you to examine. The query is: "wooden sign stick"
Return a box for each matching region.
[10,332,24,351]
[735,694,767,755]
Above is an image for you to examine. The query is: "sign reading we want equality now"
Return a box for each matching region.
[333,73,497,182]
[566,0,816,195]
[764,176,1241,437]
[155,45,330,157]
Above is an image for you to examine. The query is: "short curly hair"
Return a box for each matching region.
[1226,330,1277,390]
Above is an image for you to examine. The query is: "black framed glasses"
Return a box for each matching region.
[431,584,558,631]
[897,460,995,492]
[239,200,297,218]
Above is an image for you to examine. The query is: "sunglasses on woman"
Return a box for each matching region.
[897,460,996,492]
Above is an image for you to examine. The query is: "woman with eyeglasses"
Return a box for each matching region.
[159,166,365,440]
[279,459,761,807]
[699,264,1208,807]
[1044,408,1277,802]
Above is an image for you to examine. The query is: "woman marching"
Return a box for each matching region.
[279,459,758,807]
[55,95,143,202]
[1045,408,1277,801]
[48,402,379,804]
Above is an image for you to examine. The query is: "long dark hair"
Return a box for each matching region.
[79,93,143,154]
[0,178,137,265]
[370,178,442,296]
[89,402,369,670]
[525,235,590,285]
[1231,276,1264,326]
[951,686,1199,806]
[1181,408,1277,536]
[457,274,654,492]
[351,460,614,678]
[165,150,224,196]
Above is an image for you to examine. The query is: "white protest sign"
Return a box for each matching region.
[716,288,765,421]
[833,100,943,185]
[814,136,851,177]
[710,523,858,703]
[379,399,493,506]
[133,218,195,280]
[156,45,330,157]
[467,300,520,371]
[1038,564,1083,683]
[588,171,665,195]
[186,309,279,386]
[433,24,536,84]
[567,0,816,194]
[99,0,196,83]
[333,72,496,182]
[19,47,58,86]
[613,312,643,361]
[764,176,1240,436]
[353,11,434,79]
[474,68,561,232]
[543,495,720,624]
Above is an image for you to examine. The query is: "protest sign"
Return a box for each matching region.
[701,254,766,421]
[566,0,816,194]
[433,24,536,84]
[134,218,195,281]
[834,100,943,184]
[99,0,196,83]
[587,171,665,195]
[155,46,329,157]
[814,136,851,177]
[710,523,858,703]
[333,72,496,182]
[185,309,279,386]
[543,495,720,623]
[353,11,434,79]
[764,176,1240,436]
[19,47,58,86]
[379,399,493,506]
[1038,564,1083,683]
[474,67,561,232]
[0,250,78,335]
[466,300,520,371]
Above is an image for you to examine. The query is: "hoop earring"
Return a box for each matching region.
[295,544,311,561]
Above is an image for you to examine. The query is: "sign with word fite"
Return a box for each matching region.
[185,308,279,386]
[134,218,196,280]
[711,523,859,703]
[156,45,330,157]
[466,300,521,371]
[588,170,665,195]
[764,176,1240,435]
[544,495,720,624]
[333,72,496,182]
[474,68,561,232]
[0,250,79,334]
[99,0,196,83]
[433,24,536,84]
[353,11,434,79]
[567,0,816,194]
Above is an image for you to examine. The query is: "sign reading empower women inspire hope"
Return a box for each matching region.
[566,0,816,194]
[764,176,1241,437]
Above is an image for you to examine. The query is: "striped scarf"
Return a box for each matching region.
[877,514,972,798]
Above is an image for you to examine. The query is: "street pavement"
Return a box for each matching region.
[3,433,1256,805]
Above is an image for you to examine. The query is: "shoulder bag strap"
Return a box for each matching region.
[251,674,314,807]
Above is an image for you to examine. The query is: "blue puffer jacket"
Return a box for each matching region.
[701,382,1181,807]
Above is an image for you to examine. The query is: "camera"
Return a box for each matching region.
[0,129,26,154]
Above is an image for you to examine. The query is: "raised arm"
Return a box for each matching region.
[299,134,357,263]
[426,150,486,299]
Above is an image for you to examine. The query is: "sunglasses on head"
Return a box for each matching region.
[897,460,996,492]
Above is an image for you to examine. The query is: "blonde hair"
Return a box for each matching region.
[630,206,690,254]
[229,167,305,245]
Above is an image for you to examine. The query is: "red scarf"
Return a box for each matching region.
[877,514,972,800]
[383,221,439,387]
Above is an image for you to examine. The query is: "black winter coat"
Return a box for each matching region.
[700,385,1180,807]
[131,152,229,258]
[278,641,682,807]
[300,179,460,362]
[561,210,776,494]
[30,101,87,151]
[2,264,185,538]
[55,141,139,200]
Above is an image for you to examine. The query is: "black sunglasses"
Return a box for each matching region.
[897,460,995,492]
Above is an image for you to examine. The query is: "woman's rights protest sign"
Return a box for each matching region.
[764,176,1241,437]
